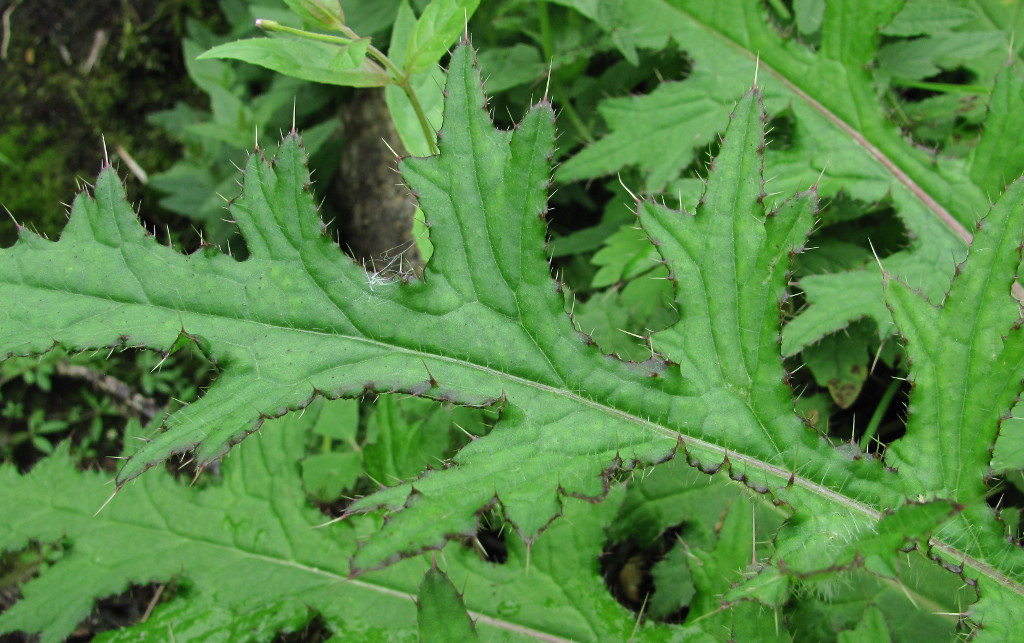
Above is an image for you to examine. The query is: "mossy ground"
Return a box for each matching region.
[0,0,216,246]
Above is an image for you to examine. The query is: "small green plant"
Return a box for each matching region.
[3,1,1024,641]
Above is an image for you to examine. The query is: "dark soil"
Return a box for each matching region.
[0,0,211,246]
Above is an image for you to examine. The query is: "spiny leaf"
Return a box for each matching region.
[0,414,383,643]
[884,179,1024,500]
[417,566,478,642]
[0,411,702,641]
[4,36,1024,636]
[557,0,1001,354]
[969,63,1024,199]
[404,0,481,75]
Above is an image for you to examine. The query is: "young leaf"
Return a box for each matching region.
[404,0,481,75]
[198,35,390,87]
[385,0,445,157]
[282,0,345,30]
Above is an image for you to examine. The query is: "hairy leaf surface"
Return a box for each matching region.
[0,410,691,642]
[555,0,1021,354]
[3,39,1024,637]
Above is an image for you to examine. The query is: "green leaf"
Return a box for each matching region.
[878,32,1003,81]
[970,63,1024,199]
[557,78,731,191]
[198,36,390,87]
[838,606,891,642]
[477,44,547,94]
[385,0,444,157]
[0,417,719,641]
[881,0,977,37]
[548,0,641,64]
[282,0,345,30]
[417,566,478,642]
[404,0,481,75]
[800,321,873,409]
[884,177,1024,500]
[572,268,676,361]
[794,0,825,35]
[0,417,407,643]
[363,396,454,484]
[589,223,662,288]
[992,401,1024,472]
[555,0,999,356]
[5,36,1024,637]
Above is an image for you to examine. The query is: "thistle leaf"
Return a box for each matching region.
[4,36,1024,637]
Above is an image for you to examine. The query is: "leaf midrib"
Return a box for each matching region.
[56,489,579,642]
[26,275,1013,592]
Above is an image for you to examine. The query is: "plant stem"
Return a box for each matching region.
[559,97,594,144]
[889,78,991,95]
[536,0,554,62]
[256,20,440,155]
[255,19,355,47]
[532,4,593,144]
[859,377,902,451]
[765,0,792,20]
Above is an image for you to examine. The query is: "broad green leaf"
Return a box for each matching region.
[0,415,693,641]
[198,36,390,87]
[0,416,407,643]
[404,0,481,75]
[880,175,1024,638]
[4,39,1024,637]
[417,567,478,642]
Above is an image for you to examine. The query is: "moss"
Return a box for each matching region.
[0,0,218,246]
[0,125,72,241]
